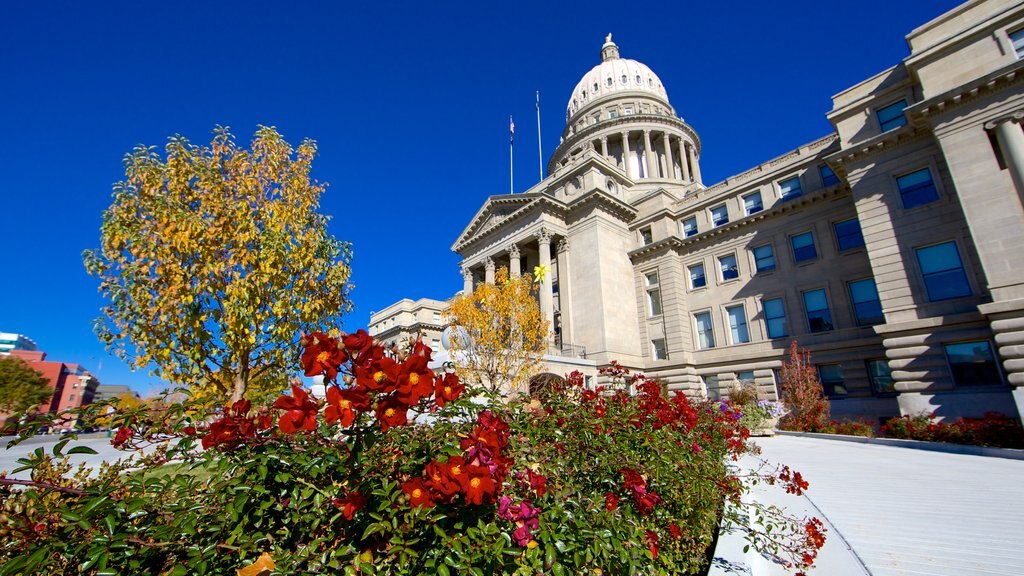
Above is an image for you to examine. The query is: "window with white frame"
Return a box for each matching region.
[681,216,698,237]
[1013,28,1024,58]
[651,338,668,360]
[833,218,865,251]
[726,304,750,344]
[803,289,833,333]
[779,176,802,201]
[743,191,763,215]
[711,204,729,227]
[689,263,706,289]
[819,164,839,187]
[848,278,883,325]
[752,244,775,273]
[763,298,787,338]
[876,99,908,132]
[719,254,739,281]
[791,231,817,262]
[645,271,663,316]
[694,311,716,349]
[896,168,939,209]
[915,241,971,301]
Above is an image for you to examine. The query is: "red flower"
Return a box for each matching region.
[343,329,375,363]
[355,357,399,393]
[604,492,619,512]
[274,384,319,434]
[668,522,682,540]
[527,469,547,498]
[300,332,348,381]
[645,529,660,559]
[635,491,662,515]
[396,365,434,406]
[112,426,132,448]
[462,465,496,505]
[402,478,434,508]
[375,395,408,431]
[425,460,460,501]
[444,456,468,487]
[332,491,367,520]
[324,385,370,427]
[434,372,464,407]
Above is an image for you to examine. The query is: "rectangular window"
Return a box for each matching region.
[819,164,839,187]
[432,312,441,322]
[916,242,971,301]
[711,204,729,227]
[682,217,698,237]
[609,110,618,119]
[694,311,716,349]
[640,227,653,245]
[818,364,847,397]
[69,394,76,401]
[719,254,739,281]
[726,305,750,344]
[645,271,662,316]
[689,263,706,289]
[1012,28,1024,58]
[876,99,908,132]
[624,106,634,115]
[743,191,763,215]
[763,298,787,338]
[779,176,802,201]
[849,278,883,325]
[752,244,776,273]
[833,218,865,251]
[803,289,833,333]
[866,359,895,395]
[431,339,440,350]
[736,371,756,385]
[791,231,817,262]
[945,341,1001,386]
[896,168,939,209]
[703,375,721,400]
[651,338,668,360]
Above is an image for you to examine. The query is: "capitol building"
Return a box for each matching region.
[371,0,1024,423]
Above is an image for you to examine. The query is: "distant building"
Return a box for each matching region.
[0,332,38,354]
[4,350,101,429]
[369,298,449,353]
[381,0,1024,422]
[92,384,140,403]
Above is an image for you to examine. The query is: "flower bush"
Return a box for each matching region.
[0,332,825,575]
[882,412,1024,448]
[739,400,788,432]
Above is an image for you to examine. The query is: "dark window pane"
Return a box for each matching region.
[849,278,883,324]
[753,244,776,272]
[877,100,908,132]
[867,359,895,394]
[792,232,817,262]
[764,298,787,338]
[945,341,1001,386]
[916,242,971,301]
[897,168,938,209]
[820,164,839,187]
[834,218,865,251]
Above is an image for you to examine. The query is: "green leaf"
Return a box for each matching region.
[52,438,71,457]
[68,445,99,456]
[437,563,450,576]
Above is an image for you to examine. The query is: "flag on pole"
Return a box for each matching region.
[510,116,515,144]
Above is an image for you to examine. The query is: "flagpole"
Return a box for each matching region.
[536,91,543,182]
[509,115,515,194]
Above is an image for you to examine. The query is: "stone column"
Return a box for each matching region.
[643,130,656,179]
[462,266,473,294]
[621,131,632,178]
[601,136,608,159]
[688,144,702,184]
[987,114,1024,207]
[678,140,691,182]
[663,133,674,180]
[537,228,555,340]
[484,256,495,284]
[556,238,573,351]
[508,244,521,276]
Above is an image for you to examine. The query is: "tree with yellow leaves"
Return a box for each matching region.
[84,126,352,402]
[445,267,549,395]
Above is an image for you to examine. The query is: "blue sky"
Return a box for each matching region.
[0,1,963,395]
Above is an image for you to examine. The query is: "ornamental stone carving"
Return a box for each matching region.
[508,244,521,258]
[536,228,553,244]
[557,238,570,253]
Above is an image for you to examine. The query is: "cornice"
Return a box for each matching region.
[627,183,849,263]
[566,189,639,224]
[549,113,702,173]
[908,60,1024,125]
[828,124,931,165]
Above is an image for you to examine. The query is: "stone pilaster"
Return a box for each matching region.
[621,131,632,178]
[537,228,554,340]
[678,140,690,182]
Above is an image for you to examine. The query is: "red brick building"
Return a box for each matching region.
[3,350,100,429]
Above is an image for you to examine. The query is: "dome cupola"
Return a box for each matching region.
[565,34,671,123]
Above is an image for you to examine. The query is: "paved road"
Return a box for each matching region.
[0,433,143,480]
[713,435,1024,576]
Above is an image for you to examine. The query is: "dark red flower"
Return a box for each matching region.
[669,522,682,539]
[425,460,460,501]
[375,395,408,431]
[273,384,319,434]
[300,332,348,381]
[402,478,434,508]
[396,365,434,406]
[604,492,619,511]
[635,491,662,515]
[355,357,400,393]
[112,426,132,448]
[645,529,660,558]
[332,491,367,520]
[527,469,547,498]
[434,372,464,407]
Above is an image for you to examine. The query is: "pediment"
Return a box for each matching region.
[451,194,543,251]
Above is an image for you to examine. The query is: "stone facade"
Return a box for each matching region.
[384,0,1024,422]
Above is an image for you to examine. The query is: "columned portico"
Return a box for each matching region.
[537,228,555,339]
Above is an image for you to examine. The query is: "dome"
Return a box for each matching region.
[565,34,670,120]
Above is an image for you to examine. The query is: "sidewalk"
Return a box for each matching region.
[711,435,1024,576]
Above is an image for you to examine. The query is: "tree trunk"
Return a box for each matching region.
[230,357,249,403]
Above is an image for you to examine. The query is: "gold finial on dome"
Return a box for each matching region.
[601,33,619,61]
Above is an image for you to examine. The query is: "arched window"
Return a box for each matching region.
[620,74,627,84]
[607,77,613,87]
[635,74,641,84]
[593,82,599,92]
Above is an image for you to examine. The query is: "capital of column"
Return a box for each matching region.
[984,110,1024,130]
[536,227,552,245]
[484,256,495,271]
[461,265,472,280]
[508,243,520,258]
[557,238,569,253]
